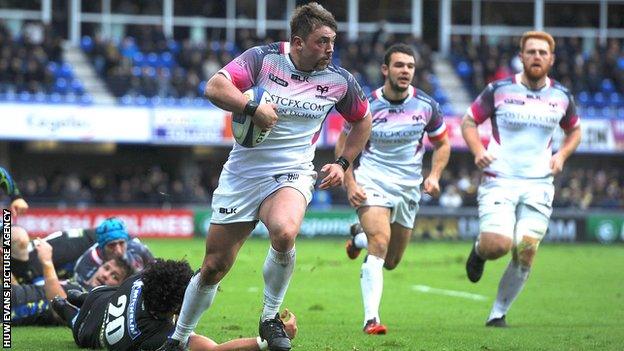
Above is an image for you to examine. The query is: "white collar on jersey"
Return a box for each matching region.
[515,73,551,91]
[375,85,415,105]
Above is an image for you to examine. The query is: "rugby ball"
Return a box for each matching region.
[231,86,273,147]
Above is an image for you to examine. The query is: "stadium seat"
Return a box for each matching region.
[54,78,68,94]
[601,79,615,94]
[147,52,159,67]
[133,52,145,67]
[81,36,94,53]
[456,61,472,79]
[593,92,606,108]
[577,91,591,107]
[161,52,173,67]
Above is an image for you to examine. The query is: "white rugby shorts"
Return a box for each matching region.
[477,176,554,242]
[354,168,421,229]
[211,169,316,224]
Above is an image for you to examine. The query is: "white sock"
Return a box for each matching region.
[261,245,296,321]
[353,233,368,249]
[488,260,530,321]
[361,254,385,324]
[171,273,219,343]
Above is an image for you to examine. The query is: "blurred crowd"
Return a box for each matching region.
[0,21,64,94]
[18,164,218,208]
[81,25,440,101]
[16,163,623,209]
[450,35,624,101]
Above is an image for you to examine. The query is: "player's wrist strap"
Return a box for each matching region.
[334,156,350,172]
[244,100,259,117]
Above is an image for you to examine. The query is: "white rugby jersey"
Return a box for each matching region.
[346,86,447,187]
[468,73,580,179]
[219,42,369,177]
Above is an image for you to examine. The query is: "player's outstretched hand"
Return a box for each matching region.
[280,309,298,340]
[474,150,495,169]
[10,198,29,217]
[34,239,53,264]
[252,103,278,129]
[550,153,565,175]
[319,163,344,189]
[347,184,367,207]
[423,176,441,197]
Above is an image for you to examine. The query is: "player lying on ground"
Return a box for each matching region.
[51,259,298,351]
[11,239,132,326]
[10,218,154,286]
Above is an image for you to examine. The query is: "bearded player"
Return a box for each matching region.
[463,31,581,327]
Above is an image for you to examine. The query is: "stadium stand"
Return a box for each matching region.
[0,20,91,104]
[78,26,450,112]
[450,35,624,118]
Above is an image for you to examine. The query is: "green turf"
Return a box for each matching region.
[10,238,624,350]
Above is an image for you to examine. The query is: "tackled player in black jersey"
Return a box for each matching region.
[53,259,298,351]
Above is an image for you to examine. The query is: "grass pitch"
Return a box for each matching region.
[10,238,624,350]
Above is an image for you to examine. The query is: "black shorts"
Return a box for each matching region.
[11,284,58,326]
[72,286,116,348]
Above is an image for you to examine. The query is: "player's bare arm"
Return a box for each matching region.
[550,125,581,175]
[424,134,451,197]
[461,113,494,169]
[334,131,367,206]
[205,73,278,129]
[188,310,298,351]
[35,239,67,300]
[321,113,372,190]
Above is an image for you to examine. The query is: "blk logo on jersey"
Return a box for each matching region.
[219,207,237,214]
[389,108,405,114]
[291,74,309,83]
[269,73,289,87]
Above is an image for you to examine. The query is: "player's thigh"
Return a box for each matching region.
[259,187,308,248]
[384,223,412,270]
[211,170,266,224]
[357,206,392,257]
[477,180,518,243]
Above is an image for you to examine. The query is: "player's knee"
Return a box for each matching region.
[268,222,298,246]
[201,256,232,283]
[479,238,512,259]
[367,238,388,258]
[10,226,30,261]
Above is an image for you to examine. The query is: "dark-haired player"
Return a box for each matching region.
[338,44,450,334]
[161,2,371,350]
[52,259,298,351]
